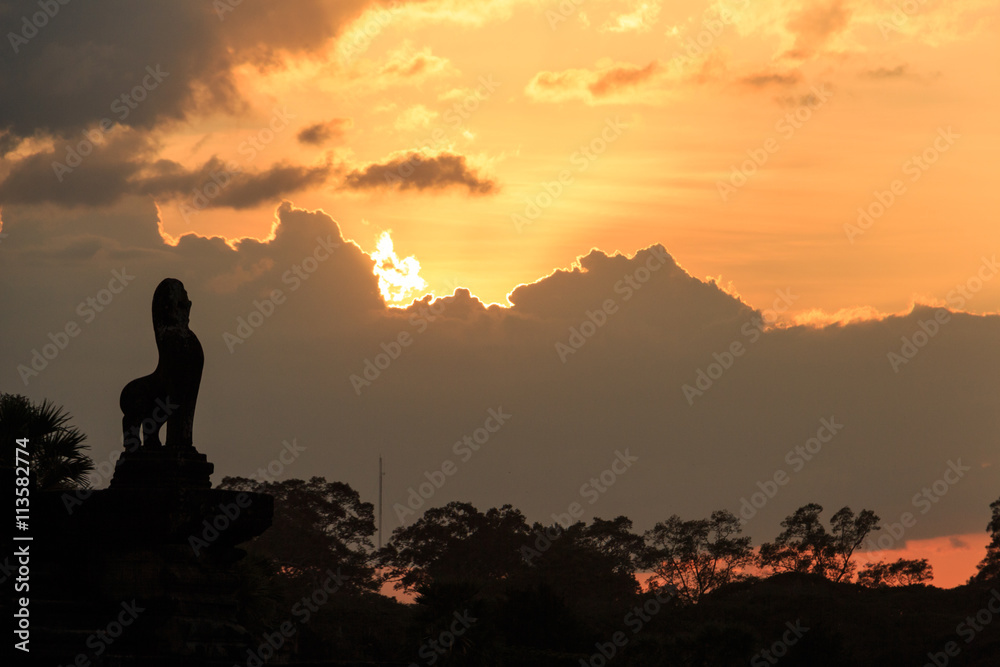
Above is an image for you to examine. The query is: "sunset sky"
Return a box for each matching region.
[2,0,999,588]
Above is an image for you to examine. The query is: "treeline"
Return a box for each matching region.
[216,476,1000,665]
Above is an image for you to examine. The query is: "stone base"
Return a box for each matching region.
[30,465,273,665]
[110,445,214,490]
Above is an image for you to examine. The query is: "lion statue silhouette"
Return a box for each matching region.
[120,278,204,450]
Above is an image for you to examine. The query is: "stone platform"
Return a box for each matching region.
[27,445,273,666]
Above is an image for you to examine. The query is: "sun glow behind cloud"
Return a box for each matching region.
[371,230,428,304]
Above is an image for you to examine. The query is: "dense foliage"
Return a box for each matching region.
[217,475,1000,665]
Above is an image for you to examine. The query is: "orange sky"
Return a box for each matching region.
[862,532,990,589]
[382,531,993,597]
[3,0,998,590]
[382,528,988,601]
[630,533,991,590]
[123,0,1000,322]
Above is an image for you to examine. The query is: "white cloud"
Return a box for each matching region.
[600,1,661,33]
[394,105,441,131]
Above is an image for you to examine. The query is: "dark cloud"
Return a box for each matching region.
[0,133,331,209]
[2,202,998,552]
[297,118,353,145]
[195,164,331,209]
[0,132,156,208]
[342,151,496,195]
[0,0,393,209]
[139,161,332,210]
[0,129,21,158]
[0,197,169,252]
[739,70,804,88]
[527,61,661,103]
[861,65,909,79]
[0,0,377,143]
[587,62,659,98]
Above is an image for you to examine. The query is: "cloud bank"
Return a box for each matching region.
[1,199,997,554]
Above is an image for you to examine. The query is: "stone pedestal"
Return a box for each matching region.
[29,446,273,666]
[110,445,215,490]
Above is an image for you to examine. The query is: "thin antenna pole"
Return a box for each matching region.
[378,455,384,549]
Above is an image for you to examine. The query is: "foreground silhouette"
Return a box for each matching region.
[112,278,213,489]
[119,277,203,450]
[21,279,272,666]
[212,484,1000,666]
[0,393,93,489]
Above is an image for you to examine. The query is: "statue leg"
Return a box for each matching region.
[165,403,195,449]
[144,408,164,447]
[122,415,141,452]
[121,375,166,449]
[120,377,145,450]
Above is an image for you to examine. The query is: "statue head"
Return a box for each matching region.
[152,278,192,330]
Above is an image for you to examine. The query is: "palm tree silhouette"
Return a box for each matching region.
[0,393,94,490]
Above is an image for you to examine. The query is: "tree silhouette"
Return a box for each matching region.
[828,506,881,582]
[642,510,755,604]
[857,558,933,587]
[971,497,1000,583]
[378,501,531,594]
[219,476,378,592]
[583,515,646,578]
[760,503,879,582]
[758,503,830,575]
[517,517,643,636]
[0,393,94,490]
